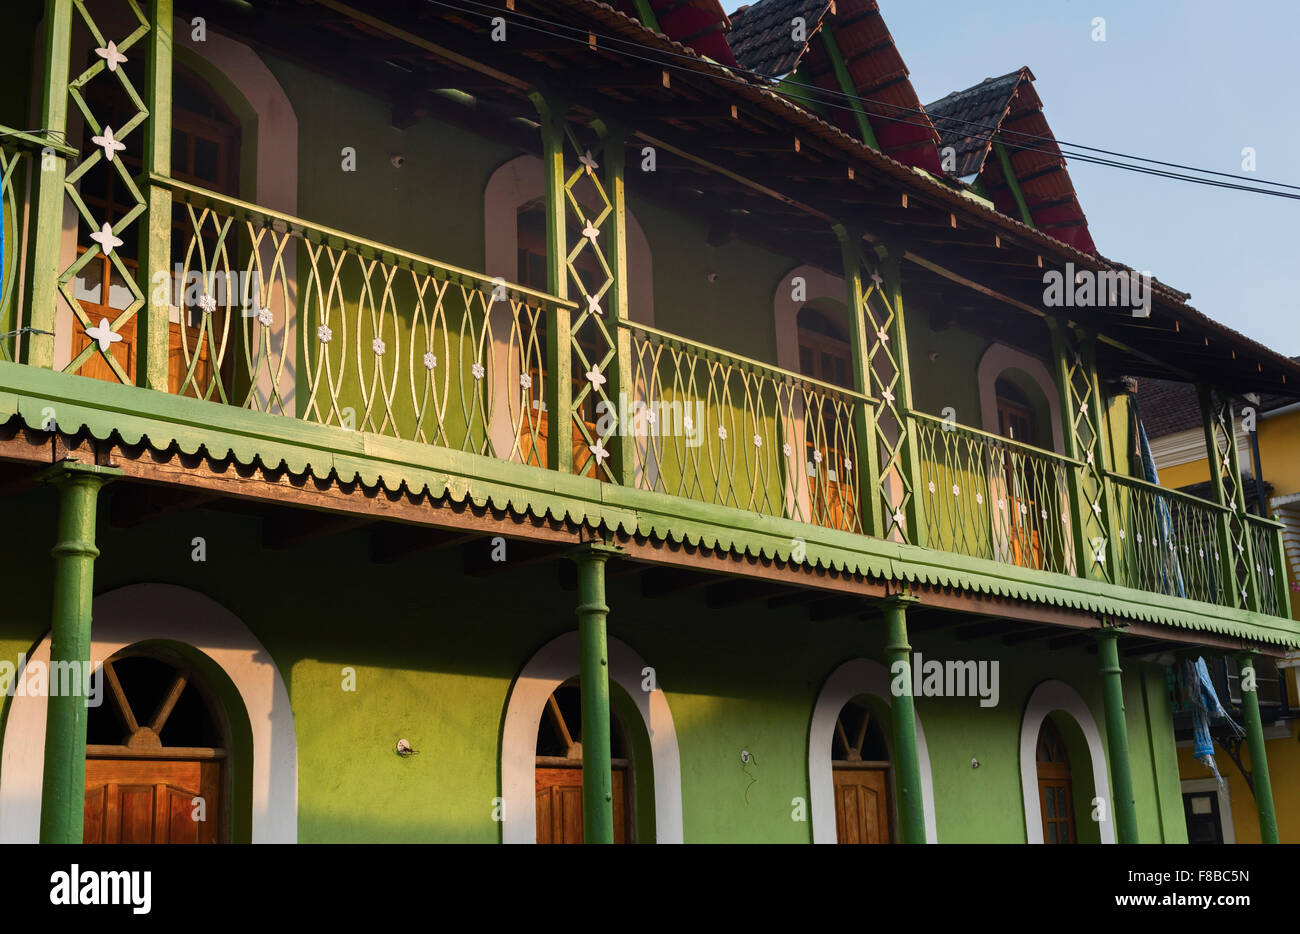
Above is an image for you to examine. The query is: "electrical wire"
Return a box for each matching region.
[417,0,1300,199]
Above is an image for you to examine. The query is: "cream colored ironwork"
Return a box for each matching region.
[914,413,1076,574]
[626,321,865,531]
[162,177,561,462]
[58,0,150,382]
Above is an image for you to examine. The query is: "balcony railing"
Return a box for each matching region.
[624,321,868,532]
[913,413,1078,575]
[158,176,564,464]
[1,171,1292,621]
[0,143,29,362]
[1108,473,1227,605]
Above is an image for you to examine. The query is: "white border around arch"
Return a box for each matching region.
[500,631,682,844]
[0,584,298,844]
[976,342,1065,454]
[808,658,938,844]
[1019,679,1113,844]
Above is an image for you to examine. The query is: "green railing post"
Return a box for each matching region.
[22,0,75,368]
[138,0,173,391]
[1048,319,1112,580]
[1268,521,1293,619]
[531,92,573,474]
[1200,386,1260,610]
[879,248,927,548]
[37,461,120,844]
[596,121,635,487]
[882,595,926,843]
[1199,384,1238,604]
[572,543,619,843]
[834,223,883,538]
[1088,351,1124,582]
[1236,651,1279,843]
[1096,628,1139,843]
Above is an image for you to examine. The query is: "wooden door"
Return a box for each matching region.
[535,765,629,844]
[84,758,220,844]
[1036,719,1076,844]
[833,768,892,844]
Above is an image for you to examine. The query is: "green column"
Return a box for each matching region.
[1096,629,1138,843]
[1236,652,1279,843]
[22,0,74,368]
[882,595,926,843]
[138,0,174,391]
[573,543,618,843]
[833,224,882,538]
[596,121,635,487]
[38,461,119,844]
[531,92,573,474]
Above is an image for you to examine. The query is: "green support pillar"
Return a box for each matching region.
[572,543,620,843]
[882,595,926,843]
[22,0,75,368]
[38,461,119,844]
[1096,629,1139,843]
[1236,652,1279,844]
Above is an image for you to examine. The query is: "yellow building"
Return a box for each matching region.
[1141,377,1300,843]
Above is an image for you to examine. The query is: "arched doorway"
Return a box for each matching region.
[1035,717,1076,844]
[1018,680,1111,844]
[84,648,230,843]
[533,680,636,844]
[830,695,894,844]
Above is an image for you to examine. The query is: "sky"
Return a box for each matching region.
[720,0,1300,356]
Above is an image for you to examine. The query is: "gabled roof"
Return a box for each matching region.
[729,0,941,170]
[612,0,738,66]
[928,67,1097,255]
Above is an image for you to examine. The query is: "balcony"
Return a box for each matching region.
[0,137,1292,626]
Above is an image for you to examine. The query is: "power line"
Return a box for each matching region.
[418,0,1300,199]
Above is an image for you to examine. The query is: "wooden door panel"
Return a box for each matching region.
[84,758,219,844]
[535,766,629,844]
[833,768,891,844]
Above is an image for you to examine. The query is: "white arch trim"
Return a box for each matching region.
[500,631,682,843]
[808,658,938,844]
[1018,679,1113,844]
[977,341,1065,454]
[0,584,298,843]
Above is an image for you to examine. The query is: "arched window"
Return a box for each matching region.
[534,681,635,844]
[831,696,894,844]
[1036,717,1076,844]
[72,63,241,390]
[84,648,230,843]
[995,377,1035,444]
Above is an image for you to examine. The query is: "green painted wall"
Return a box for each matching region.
[0,485,1186,843]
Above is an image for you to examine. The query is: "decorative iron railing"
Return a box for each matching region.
[913,412,1077,574]
[1246,514,1289,618]
[623,321,868,532]
[0,141,29,363]
[156,176,569,464]
[1107,472,1229,606]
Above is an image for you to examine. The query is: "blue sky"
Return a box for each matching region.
[720,0,1300,355]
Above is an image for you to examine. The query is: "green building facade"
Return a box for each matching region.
[0,0,1294,844]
